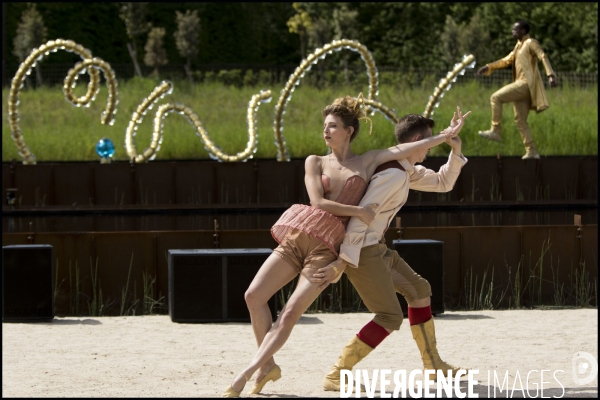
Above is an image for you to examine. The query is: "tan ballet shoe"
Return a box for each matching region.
[247,365,281,394]
[222,373,249,398]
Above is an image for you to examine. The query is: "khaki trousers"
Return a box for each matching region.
[344,243,432,331]
[490,80,536,151]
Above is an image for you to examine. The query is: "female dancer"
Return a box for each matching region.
[223,95,468,397]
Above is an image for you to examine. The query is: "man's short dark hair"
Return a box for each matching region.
[394,114,435,144]
[516,20,530,34]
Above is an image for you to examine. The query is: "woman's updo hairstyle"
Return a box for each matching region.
[322,93,372,143]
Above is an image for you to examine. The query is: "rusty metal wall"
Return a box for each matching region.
[2,225,596,315]
[3,156,597,207]
[4,209,598,233]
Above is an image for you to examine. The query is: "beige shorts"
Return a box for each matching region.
[273,228,338,274]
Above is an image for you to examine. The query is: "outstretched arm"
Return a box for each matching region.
[477,49,516,76]
[304,155,376,225]
[364,106,471,170]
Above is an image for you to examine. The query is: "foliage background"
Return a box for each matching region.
[3,2,598,72]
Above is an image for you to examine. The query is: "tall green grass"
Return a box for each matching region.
[2,77,597,162]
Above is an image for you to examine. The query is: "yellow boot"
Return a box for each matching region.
[410,318,467,380]
[323,336,373,391]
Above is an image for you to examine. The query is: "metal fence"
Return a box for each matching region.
[3,63,597,89]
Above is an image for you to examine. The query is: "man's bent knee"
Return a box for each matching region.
[373,312,403,331]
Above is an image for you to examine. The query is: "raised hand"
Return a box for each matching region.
[443,106,471,138]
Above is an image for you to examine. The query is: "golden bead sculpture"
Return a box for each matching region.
[423,54,476,118]
[273,39,379,161]
[125,80,272,162]
[7,39,118,164]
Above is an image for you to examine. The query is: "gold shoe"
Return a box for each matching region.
[522,149,540,159]
[247,365,281,394]
[223,373,249,398]
[478,129,502,142]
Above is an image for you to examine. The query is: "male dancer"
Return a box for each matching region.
[477,20,557,159]
[311,111,470,391]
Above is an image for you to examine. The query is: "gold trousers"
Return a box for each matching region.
[490,80,536,150]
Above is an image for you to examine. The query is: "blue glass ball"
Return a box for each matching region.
[96,138,115,158]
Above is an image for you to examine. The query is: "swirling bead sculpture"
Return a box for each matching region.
[7,39,118,164]
[273,39,379,161]
[64,58,118,125]
[423,54,476,118]
[125,80,272,162]
[362,98,400,124]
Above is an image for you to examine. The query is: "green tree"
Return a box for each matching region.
[119,2,151,77]
[12,3,47,87]
[441,13,491,69]
[174,9,200,83]
[287,2,312,59]
[332,4,359,84]
[440,15,462,68]
[459,13,491,68]
[144,27,168,77]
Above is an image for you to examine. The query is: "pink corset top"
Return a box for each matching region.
[271,174,368,255]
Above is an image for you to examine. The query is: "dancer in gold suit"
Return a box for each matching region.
[477,20,557,159]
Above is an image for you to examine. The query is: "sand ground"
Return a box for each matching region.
[2,309,598,398]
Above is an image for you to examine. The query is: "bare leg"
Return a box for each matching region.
[244,253,298,384]
[230,269,322,392]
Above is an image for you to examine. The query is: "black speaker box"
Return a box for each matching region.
[2,245,54,322]
[392,239,444,316]
[168,249,277,322]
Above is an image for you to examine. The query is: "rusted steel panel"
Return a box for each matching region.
[33,233,92,315]
[1,233,30,246]
[460,227,521,308]
[92,215,136,232]
[540,158,580,201]
[52,164,93,206]
[459,157,499,202]
[174,162,214,205]
[520,226,578,305]
[581,225,598,281]
[214,163,256,204]
[2,225,596,315]
[14,164,54,206]
[90,232,155,315]
[134,163,175,205]
[502,158,540,201]
[256,160,299,204]
[2,163,13,201]
[93,163,135,205]
[580,157,598,200]
[218,230,279,250]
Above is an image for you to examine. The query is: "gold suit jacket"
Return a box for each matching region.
[484,34,556,112]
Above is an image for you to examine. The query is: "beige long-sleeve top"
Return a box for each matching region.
[484,34,556,113]
[339,152,467,267]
